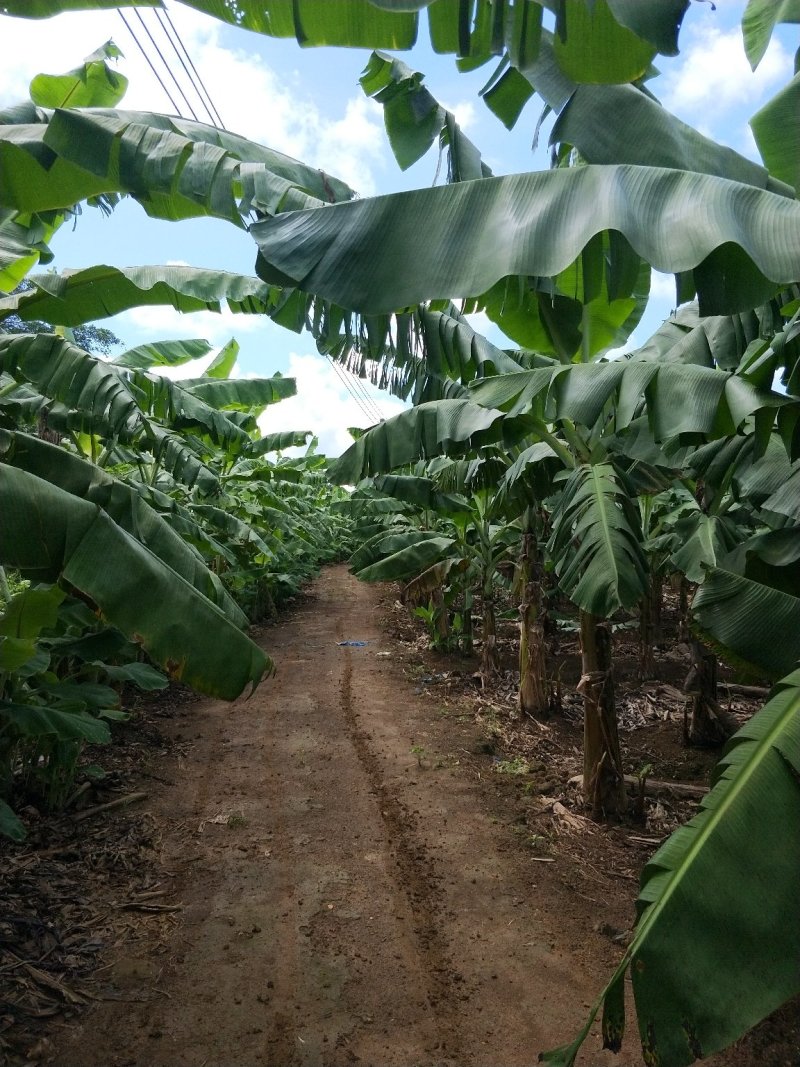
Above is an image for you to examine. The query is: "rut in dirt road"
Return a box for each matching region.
[56,566,635,1067]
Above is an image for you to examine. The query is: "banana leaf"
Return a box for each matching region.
[547,463,648,617]
[0,429,244,625]
[253,165,800,319]
[692,568,800,680]
[0,464,270,697]
[542,667,800,1066]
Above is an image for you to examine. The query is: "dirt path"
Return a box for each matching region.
[56,566,638,1067]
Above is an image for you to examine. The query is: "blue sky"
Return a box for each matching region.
[0,1,795,453]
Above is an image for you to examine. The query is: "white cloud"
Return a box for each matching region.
[661,26,791,123]
[258,352,405,457]
[442,98,477,131]
[650,271,677,302]
[117,303,268,345]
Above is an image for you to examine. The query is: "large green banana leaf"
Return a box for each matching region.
[1,0,690,80]
[113,338,214,371]
[328,398,506,484]
[542,667,800,1066]
[30,41,128,109]
[0,0,158,13]
[252,166,800,318]
[371,473,469,515]
[0,429,245,626]
[520,30,784,194]
[669,512,741,585]
[0,207,62,292]
[180,375,296,412]
[742,0,800,70]
[469,358,791,445]
[351,531,456,583]
[0,332,256,454]
[692,568,800,680]
[750,74,800,197]
[762,466,800,520]
[0,265,275,325]
[0,108,352,227]
[0,463,271,697]
[547,462,648,617]
[472,239,650,361]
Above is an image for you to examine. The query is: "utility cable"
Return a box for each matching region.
[328,356,378,425]
[156,5,227,129]
[348,367,385,423]
[131,7,201,121]
[327,355,382,426]
[118,9,183,116]
[337,354,384,422]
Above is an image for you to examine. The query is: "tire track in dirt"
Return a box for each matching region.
[337,645,467,1064]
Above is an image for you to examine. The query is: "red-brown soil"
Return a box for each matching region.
[2,566,797,1066]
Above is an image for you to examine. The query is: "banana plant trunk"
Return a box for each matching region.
[462,582,474,655]
[518,533,548,718]
[481,572,497,682]
[580,611,627,819]
[431,585,450,647]
[685,640,737,746]
[638,572,662,681]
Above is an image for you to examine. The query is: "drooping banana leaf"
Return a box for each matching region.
[469,357,792,445]
[547,462,648,617]
[352,534,457,583]
[515,29,787,196]
[692,568,800,680]
[0,700,111,744]
[112,338,214,370]
[0,265,275,326]
[253,165,800,319]
[0,108,353,225]
[0,208,63,293]
[328,398,507,484]
[542,667,800,1066]
[741,0,800,70]
[249,430,314,455]
[360,50,491,179]
[750,74,800,197]
[669,511,742,585]
[371,473,469,515]
[0,429,244,625]
[0,463,271,698]
[180,374,296,412]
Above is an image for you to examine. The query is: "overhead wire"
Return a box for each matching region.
[348,367,385,423]
[130,7,200,120]
[117,9,183,116]
[337,354,385,422]
[154,6,227,128]
[327,356,384,426]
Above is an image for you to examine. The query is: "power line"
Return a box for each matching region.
[156,6,227,129]
[327,356,378,425]
[327,356,383,426]
[347,367,385,423]
[337,355,384,422]
[118,9,182,116]
[131,7,200,121]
